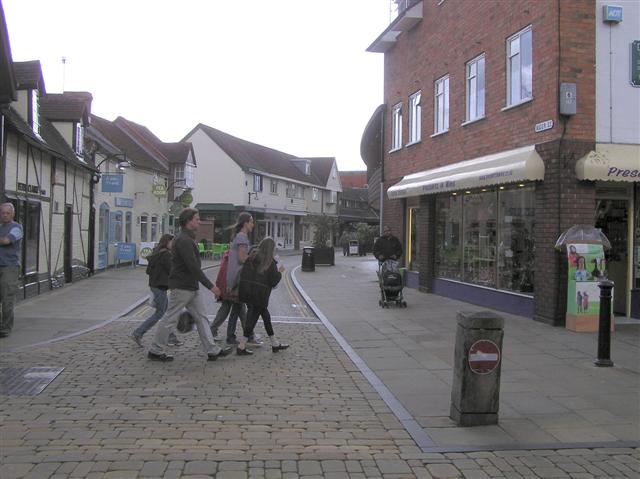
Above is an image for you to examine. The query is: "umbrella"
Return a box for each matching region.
[554,224,611,251]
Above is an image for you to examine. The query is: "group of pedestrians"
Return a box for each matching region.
[134,208,288,362]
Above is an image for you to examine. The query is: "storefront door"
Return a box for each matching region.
[595,198,629,315]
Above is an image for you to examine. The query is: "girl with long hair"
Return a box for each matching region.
[130,233,181,346]
[237,237,289,355]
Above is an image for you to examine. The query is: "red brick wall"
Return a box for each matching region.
[381,0,595,185]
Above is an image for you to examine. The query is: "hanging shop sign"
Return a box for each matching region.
[180,191,193,206]
[151,184,167,198]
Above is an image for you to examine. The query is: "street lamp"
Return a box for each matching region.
[248,192,258,204]
[91,153,131,184]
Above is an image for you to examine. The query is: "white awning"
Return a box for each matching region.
[576,144,640,182]
[387,145,545,199]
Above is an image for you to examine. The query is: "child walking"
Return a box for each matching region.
[237,237,289,355]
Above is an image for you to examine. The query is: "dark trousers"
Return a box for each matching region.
[244,304,274,338]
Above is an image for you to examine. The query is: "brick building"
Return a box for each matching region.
[361,0,639,325]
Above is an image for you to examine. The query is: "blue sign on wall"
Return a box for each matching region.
[115,197,134,208]
[116,242,136,262]
[102,175,124,193]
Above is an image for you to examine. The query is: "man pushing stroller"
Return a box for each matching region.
[374,226,407,308]
[373,226,403,263]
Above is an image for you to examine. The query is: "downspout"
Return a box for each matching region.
[379,105,385,236]
[87,148,97,275]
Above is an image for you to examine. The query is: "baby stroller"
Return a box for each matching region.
[377,259,407,308]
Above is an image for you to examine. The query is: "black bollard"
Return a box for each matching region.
[594,279,614,367]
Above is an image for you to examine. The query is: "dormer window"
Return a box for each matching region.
[30,89,40,136]
[75,122,84,155]
[305,161,311,175]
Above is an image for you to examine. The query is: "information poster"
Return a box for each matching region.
[565,243,612,331]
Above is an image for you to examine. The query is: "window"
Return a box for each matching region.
[75,122,84,155]
[20,201,40,274]
[466,54,485,121]
[174,164,195,188]
[408,91,421,144]
[434,75,449,134]
[434,186,535,294]
[286,183,304,199]
[125,212,132,242]
[327,191,337,204]
[113,211,123,243]
[391,103,402,150]
[407,207,420,271]
[151,215,158,241]
[140,214,148,242]
[507,26,532,106]
[253,174,263,192]
[30,89,40,136]
[270,179,278,194]
[312,188,319,201]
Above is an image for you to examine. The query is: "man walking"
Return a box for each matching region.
[0,203,22,338]
[148,208,231,362]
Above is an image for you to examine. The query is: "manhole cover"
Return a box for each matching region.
[0,367,64,395]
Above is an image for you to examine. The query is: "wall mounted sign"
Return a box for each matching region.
[602,5,622,23]
[101,174,124,193]
[114,197,134,208]
[534,120,553,133]
[17,182,46,196]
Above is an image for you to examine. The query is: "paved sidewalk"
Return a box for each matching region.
[292,255,640,452]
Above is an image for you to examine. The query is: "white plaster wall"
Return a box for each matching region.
[596,1,640,144]
[185,129,245,206]
[52,121,74,147]
[14,90,29,124]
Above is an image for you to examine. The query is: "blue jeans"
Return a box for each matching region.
[134,287,176,341]
[210,300,247,340]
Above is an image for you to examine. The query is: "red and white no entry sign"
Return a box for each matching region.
[468,339,501,375]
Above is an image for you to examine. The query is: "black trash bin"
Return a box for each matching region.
[301,246,315,272]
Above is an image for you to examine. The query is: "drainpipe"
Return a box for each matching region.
[379,106,385,236]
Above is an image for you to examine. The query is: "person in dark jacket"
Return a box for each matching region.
[147,208,231,362]
[130,234,181,346]
[236,237,289,355]
[373,226,403,262]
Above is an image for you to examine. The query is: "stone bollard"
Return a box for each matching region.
[450,311,504,427]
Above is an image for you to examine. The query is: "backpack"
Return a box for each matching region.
[215,250,231,293]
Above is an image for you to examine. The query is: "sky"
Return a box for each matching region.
[4,0,392,172]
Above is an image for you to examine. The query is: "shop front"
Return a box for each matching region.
[388,144,545,317]
[576,144,640,320]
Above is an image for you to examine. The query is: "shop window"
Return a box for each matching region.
[125,212,132,242]
[151,215,158,241]
[435,195,462,280]
[407,207,420,271]
[140,214,148,242]
[463,191,497,287]
[435,186,535,294]
[113,211,123,243]
[17,201,40,275]
[497,186,535,292]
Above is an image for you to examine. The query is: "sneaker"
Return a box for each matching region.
[272,343,290,353]
[148,351,174,362]
[168,337,184,346]
[247,336,263,347]
[130,331,143,347]
[210,329,222,341]
[236,347,254,356]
